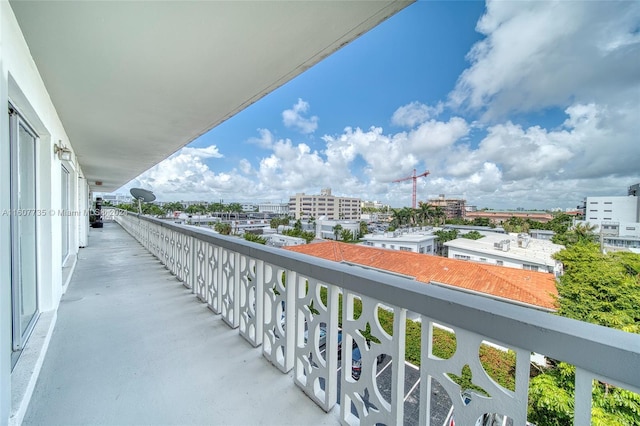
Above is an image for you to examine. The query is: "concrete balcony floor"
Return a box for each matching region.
[23,222,336,425]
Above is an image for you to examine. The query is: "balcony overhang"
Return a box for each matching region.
[10,0,413,191]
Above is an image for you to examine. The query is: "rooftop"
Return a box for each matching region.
[445,233,564,268]
[285,241,558,310]
[363,228,437,243]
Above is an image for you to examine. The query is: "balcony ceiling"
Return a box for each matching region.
[10,0,412,192]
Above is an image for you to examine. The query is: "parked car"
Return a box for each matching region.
[337,330,385,380]
[303,324,327,348]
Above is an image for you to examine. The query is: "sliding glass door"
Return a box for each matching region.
[9,105,39,353]
[61,165,70,263]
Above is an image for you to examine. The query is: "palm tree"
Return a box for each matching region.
[359,221,369,237]
[332,224,343,241]
[208,202,225,217]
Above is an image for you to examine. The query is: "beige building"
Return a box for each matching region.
[289,188,361,220]
[427,194,466,219]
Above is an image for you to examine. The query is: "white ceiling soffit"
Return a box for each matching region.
[11,0,413,192]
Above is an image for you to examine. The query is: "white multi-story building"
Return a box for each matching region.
[578,183,640,250]
[256,202,289,215]
[362,229,437,254]
[289,188,361,220]
[315,219,361,240]
[93,192,133,205]
[444,233,564,275]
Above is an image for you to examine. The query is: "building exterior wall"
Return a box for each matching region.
[446,246,531,270]
[316,220,360,240]
[583,195,639,223]
[427,195,466,219]
[444,239,562,275]
[362,233,436,254]
[257,202,289,215]
[1,4,89,422]
[289,191,361,220]
[464,211,554,224]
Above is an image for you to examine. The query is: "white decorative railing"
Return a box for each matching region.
[115,211,640,425]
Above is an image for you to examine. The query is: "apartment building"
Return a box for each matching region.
[427,194,466,219]
[256,202,289,215]
[289,188,361,220]
[464,210,554,224]
[444,233,564,275]
[578,183,640,250]
[361,229,437,254]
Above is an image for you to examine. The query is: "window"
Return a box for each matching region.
[496,260,504,266]
[590,201,598,204]
[454,254,470,260]
[604,202,612,204]
[9,104,39,362]
[523,264,539,271]
[399,246,412,251]
[626,227,636,231]
[61,165,70,264]
[604,209,612,212]
[479,258,487,262]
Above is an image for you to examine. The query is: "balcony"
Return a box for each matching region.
[24,212,640,425]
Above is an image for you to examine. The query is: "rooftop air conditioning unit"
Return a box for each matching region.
[493,240,510,251]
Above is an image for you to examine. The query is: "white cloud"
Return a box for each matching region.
[120,145,254,201]
[282,98,319,134]
[391,101,443,127]
[449,1,640,120]
[248,128,275,149]
[180,145,223,159]
[119,2,639,209]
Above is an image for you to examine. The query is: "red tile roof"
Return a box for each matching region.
[285,241,558,310]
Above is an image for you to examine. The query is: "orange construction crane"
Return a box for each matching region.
[392,169,430,209]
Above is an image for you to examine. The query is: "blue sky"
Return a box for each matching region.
[120,1,640,210]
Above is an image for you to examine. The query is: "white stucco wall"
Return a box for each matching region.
[1,3,88,423]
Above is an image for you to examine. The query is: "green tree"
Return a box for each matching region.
[227,202,243,219]
[270,216,290,230]
[502,216,529,233]
[116,203,136,212]
[528,242,640,424]
[340,229,354,242]
[472,217,491,227]
[162,201,185,213]
[434,229,459,256]
[332,224,343,241]
[141,203,164,216]
[553,222,598,246]
[282,229,315,243]
[461,230,484,240]
[243,233,266,245]
[207,202,225,216]
[359,221,369,237]
[214,222,231,235]
[185,203,206,215]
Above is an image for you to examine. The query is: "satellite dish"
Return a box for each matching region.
[130,188,156,202]
[130,188,156,214]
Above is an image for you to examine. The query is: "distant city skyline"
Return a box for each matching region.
[118,1,640,210]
